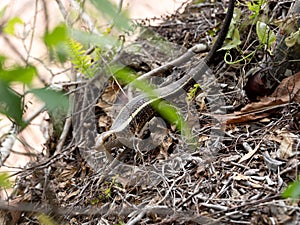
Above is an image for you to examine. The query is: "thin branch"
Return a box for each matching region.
[3,36,26,63]
[70,0,101,35]
[41,0,49,34]
[55,0,68,24]
[25,0,39,63]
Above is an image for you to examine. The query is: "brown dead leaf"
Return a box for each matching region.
[244,71,299,108]
[64,189,80,201]
[198,135,209,142]
[238,142,261,163]
[269,129,298,159]
[96,84,120,108]
[209,71,300,124]
[98,115,112,129]
[233,173,250,181]
[233,173,264,188]
[221,154,240,163]
[271,71,300,102]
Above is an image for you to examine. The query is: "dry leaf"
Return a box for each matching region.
[233,173,264,188]
[209,71,300,124]
[64,189,80,201]
[101,85,120,104]
[198,135,209,142]
[233,173,250,181]
[271,71,300,102]
[269,129,298,159]
[98,115,112,128]
[221,154,240,163]
[238,142,261,163]
[96,83,121,109]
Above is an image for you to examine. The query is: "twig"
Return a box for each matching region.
[0,126,17,165]
[41,0,49,34]
[126,210,146,225]
[3,36,26,63]
[200,202,228,211]
[55,116,72,154]
[117,0,124,14]
[221,194,282,214]
[55,0,68,23]
[0,103,45,165]
[25,0,38,63]
[69,0,101,35]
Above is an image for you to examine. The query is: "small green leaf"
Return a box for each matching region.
[0,65,36,84]
[90,198,100,205]
[282,179,300,199]
[71,29,119,48]
[4,17,24,35]
[37,214,59,225]
[247,2,259,19]
[44,24,69,63]
[0,81,24,127]
[0,6,7,20]
[44,24,68,47]
[0,55,6,70]
[187,84,201,100]
[220,28,242,50]
[30,88,69,114]
[105,187,111,198]
[90,0,130,31]
[285,29,300,47]
[256,21,276,47]
[67,39,96,78]
[247,0,265,20]
[0,172,12,188]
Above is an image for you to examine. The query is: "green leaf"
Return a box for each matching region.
[0,55,6,70]
[285,29,300,47]
[0,172,12,188]
[256,21,276,47]
[44,24,68,47]
[220,28,242,51]
[282,179,300,199]
[37,214,59,225]
[105,187,111,198]
[67,39,96,78]
[30,88,69,114]
[155,100,190,136]
[44,24,69,63]
[55,43,69,63]
[247,0,265,20]
[70,29,119,48]
[187,84,201,100]
[4,17,24,35]
[247,2,259,19]
[0,65,36,84]
[0,5,7,20]
[0,81,24,127]
[218,8,241,51]
[90,0,130,31]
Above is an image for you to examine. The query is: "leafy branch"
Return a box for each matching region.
[67,39,98,78]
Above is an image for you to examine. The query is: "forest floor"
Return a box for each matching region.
[8,0,300,224]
